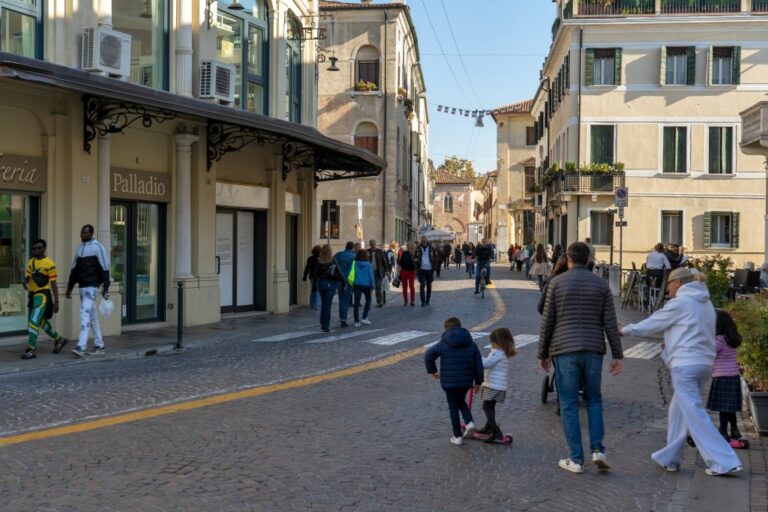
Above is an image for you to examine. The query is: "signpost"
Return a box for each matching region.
[614,188,629,284]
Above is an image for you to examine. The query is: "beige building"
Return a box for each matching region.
[503,0,767,268]
[431,170,472,244]
[0,0,383,340]
[316,0,429,250]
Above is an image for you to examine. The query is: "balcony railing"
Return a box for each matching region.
[661,0,740,14]
[578,0,654,15]
[754,0,768,12]
[545,171,626,199]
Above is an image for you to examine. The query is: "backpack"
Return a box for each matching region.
[347,261,356,287]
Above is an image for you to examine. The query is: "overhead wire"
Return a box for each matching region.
[438,0,481,105]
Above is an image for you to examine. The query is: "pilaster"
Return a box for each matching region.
[175,0,194,97]
[97,134,111,246]
[269,158,290,313]
[174,132,199,279]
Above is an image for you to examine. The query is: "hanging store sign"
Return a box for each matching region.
[111,168,171,202]
[0,153,46,192]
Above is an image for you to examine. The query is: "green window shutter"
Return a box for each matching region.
[686,46,696,86]
[585,49,594,87]
[724,127,733,174]
[678,127,687,173]
[731,212,740,249]
[707,45,713,86]
[663,127,674,172]
[565,54,570,90]
[703,212,712,248]
[660,46,667,86]
[614,48,622,85]
[732,46,741,85]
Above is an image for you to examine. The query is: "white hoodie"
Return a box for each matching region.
[622,281,716,369]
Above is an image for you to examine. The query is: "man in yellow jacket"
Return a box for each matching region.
[22,239,67,359]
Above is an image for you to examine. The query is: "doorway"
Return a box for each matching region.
[110,201,166,324]
[560,214,568,248]
[216,208,267,313]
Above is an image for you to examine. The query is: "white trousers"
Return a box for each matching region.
[77,287,103,350]
[652,364,742,474]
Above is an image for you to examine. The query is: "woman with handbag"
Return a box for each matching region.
[316,245,341,332]
[398,242,417,306]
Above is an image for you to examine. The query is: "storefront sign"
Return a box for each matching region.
[111,168,171,202]
[0,153,46,192]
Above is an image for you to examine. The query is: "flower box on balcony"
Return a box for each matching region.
[354,80,378,92]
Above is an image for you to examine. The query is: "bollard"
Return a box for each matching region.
[176,281,184,350]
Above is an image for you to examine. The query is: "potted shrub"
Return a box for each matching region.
[689,254,733,307]
[725,296,768,434]
[354,80,378,92]
[397,86,407,99]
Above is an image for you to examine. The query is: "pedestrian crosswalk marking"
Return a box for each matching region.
[484,334,539,350]
[306,329,384,344]
[252,331,316,342]
[423,331,489,348]
[368,330,434,346]
[623,341,662,359]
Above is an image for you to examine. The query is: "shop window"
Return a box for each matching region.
[709,127,733,174]
[661,211,683,246]
[590,125,614,164]
[589,211,610,246]
[0,193,37,334]
[113,0,168,90]
[663,127,687,173]
[0,0,41,58]
[285,13,302,123]
[356,45,380,88]
[320,200,339,239]
[354,122,379,155]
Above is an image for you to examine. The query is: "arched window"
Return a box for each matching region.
[356,45,380,88]
[354,122,378,155]
[443,192,453,213]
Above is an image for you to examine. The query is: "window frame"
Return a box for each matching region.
[0,0,44,59]
[285,13,302,123]
[589,210,611,246]
[665,47,688,85]
[710,213,732,248]
[589,124,615,165]
[660,210,683,246]
[661,126,688,174]
[707,126,735,175]
[443,192,453,213]
[712,47,733,85]
[320,200,339,239]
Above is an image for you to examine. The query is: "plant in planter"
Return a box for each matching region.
[725,296,768,434]
[397,86,407,99]
[689,254,733,307]
[354,80,378,92]
[403,97,414,120]
[564,161,577,172]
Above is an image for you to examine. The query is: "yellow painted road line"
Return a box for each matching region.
[1,282,506,447]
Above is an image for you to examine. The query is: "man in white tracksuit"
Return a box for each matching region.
[621,267,742,476]
[66,224,110,357]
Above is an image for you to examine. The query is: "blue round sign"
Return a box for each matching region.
[615,188,628,200]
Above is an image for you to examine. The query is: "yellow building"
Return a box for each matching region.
[502,0,767,268]
[0,0,383,339]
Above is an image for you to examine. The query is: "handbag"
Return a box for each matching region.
[391,272,401,288]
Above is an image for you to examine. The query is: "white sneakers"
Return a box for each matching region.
[450,436,463,446]
[361,318,371,325]
[462,422,476,439]
[558,458,584,474]
[592,451,610,470]
[705,466,743,477]
[354,322,361,327]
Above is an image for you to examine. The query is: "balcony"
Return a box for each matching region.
[755,0,768,11]
[577,0,654,15]
[572,0,763,15]
[661,0,740,14]
[544,171,626,201]
[739,101,768,155]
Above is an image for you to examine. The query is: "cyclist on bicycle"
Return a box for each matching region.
[474,239,493,295]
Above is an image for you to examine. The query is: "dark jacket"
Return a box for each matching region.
[475,244,493,263]
[303,254,318,281]
[425,327,484,389]
[398,250,416,271]
[413,244,438,270]
[664,250,683,269]
[538,266,623,360]
[316,260,343,282]
[367,248,391,277]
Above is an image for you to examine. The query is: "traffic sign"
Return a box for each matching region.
[615,221,627,227]
[614,187,629,208]
[617,206,625,218]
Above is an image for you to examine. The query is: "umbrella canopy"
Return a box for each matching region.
[422,229,455,241]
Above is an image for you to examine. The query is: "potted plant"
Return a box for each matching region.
[397,86,407,99]
[725,296,768,434]
[354,80,378,92]
[689,254,733,307]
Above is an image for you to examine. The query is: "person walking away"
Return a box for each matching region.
[367,240,391,308]
[474,239,493,295]
[538,255,569,315]
[21,239,67,359]
[620,268,742,476]
[387,241,398,273]
[302,245,321,310]
[478,328,516,442]
[424,317,484,446]
[66,224,110,357]
[434,243,443,278]
[333,242,356,327]
[316,245,343,332]
[454,245,462,269]
[514,245,524,272]
[538,242,623,474]
[414,236,437,306]
[507,245,515,270]
[585,237,596,272]
[443,243,452,270]
[707,310,749,449]
[350,249,375,327]
[465,242,475,278]
[522,243,532,279]
[530,243,550,292]
[397,242,417,306]
[551,244,563,266]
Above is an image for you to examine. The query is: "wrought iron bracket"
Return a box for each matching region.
[83,96,177,153]
[283,142,316,181]
[207,122,292,173]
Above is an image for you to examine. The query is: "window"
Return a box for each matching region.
[710,46,741,85]
[524,166,536,195]
[0,0,41,58]
[585,48,621,86]
[443,192,453,213]
[526,126,536,146]
[113,0,168,89]
[704,212,740,249]
[285,14,302,123]
[354,122,379,155]
[709,127,733,174]
[590,125,614,164]
[590,211,611,245]
[320,200,339,239]
[661,211,683,246]
[356,45,380,87]
[663,127,687,173]
[662,47,694,86]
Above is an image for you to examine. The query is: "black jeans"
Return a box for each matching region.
[482,400,499,433]
[353,286,372,322]
[444,387,473,438]
[417,268,435,305]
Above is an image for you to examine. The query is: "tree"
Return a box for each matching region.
[438,156,476,180]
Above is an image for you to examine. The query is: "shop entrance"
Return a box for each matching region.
[110,202,166,323]
[216,208,267,313]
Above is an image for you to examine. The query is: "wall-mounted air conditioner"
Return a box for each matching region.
[199,60,236,104]
[81,27,132,78]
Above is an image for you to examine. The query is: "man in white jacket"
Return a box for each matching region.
[621,267,742,476]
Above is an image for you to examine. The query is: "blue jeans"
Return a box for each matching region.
[338,284,351,322]
[353,286,372,322]
[310,278,321,309]
[475,261,491,291]
[553,351,605,465]
[524,258,531,278]
[318,279,339,330]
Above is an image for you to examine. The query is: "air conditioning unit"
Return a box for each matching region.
[199,60,236,104]
[81,27,131,77]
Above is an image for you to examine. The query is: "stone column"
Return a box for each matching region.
[269,160,290,313]
[176,0,194,97]
[174,133,199,279]
[98,0,112,28]
[97,134,111,247]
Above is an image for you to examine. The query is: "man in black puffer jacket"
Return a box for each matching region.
[425,317,484,446]
[538,242,623,474]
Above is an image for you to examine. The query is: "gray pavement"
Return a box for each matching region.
[0,264,763,511]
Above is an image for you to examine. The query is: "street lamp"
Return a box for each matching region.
[227,0,245,10]
[317,46,339,72]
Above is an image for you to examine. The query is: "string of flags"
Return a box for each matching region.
[435,105,491,127]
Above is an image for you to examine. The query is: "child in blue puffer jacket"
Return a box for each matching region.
[425,317,484,446]
[351,249,375,327]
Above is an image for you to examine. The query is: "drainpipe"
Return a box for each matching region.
[382,9,389,242]
[576,27,583,241]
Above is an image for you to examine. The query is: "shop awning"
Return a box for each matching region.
[0,53,386,182]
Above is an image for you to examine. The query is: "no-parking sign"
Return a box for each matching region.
[614,187,629,208]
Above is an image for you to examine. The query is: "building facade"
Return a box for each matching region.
[513,0,767,268]
[431,170,472,245]
[315,0,429,250]
[0,0,383,339]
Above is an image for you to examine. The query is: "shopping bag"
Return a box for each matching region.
[382,276,390,293]
[99,297,115,317]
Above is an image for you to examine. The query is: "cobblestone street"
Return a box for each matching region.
[0,266,763,511]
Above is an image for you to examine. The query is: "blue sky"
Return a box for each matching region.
[403,0,554,172]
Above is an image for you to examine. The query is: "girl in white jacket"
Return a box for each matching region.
[478,328,517,442]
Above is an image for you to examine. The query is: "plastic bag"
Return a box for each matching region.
[99,297,115,317]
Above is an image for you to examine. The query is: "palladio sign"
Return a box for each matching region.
[0,153,46,192]
[111,168,171,202]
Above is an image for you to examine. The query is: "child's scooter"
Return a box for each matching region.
[461,389,513,444]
